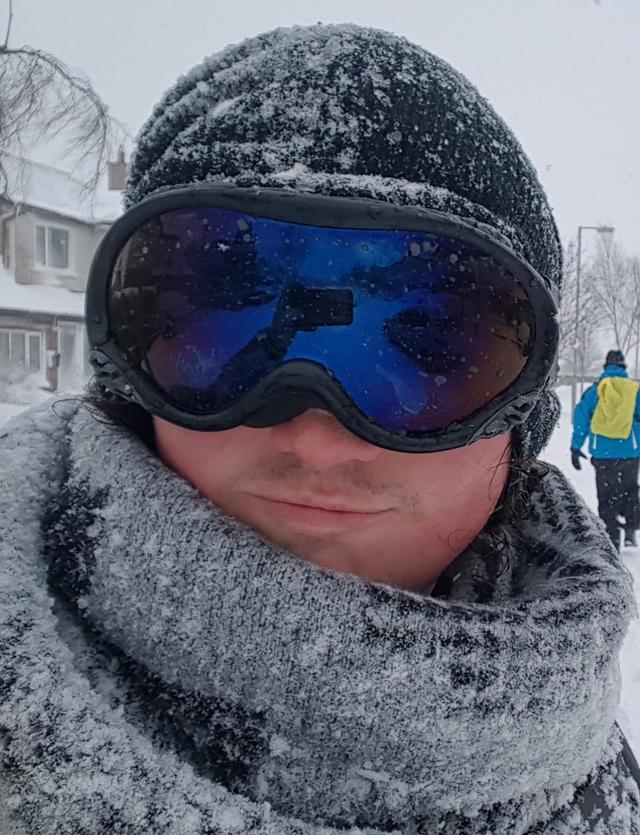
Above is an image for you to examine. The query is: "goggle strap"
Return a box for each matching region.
[469,392,540,443]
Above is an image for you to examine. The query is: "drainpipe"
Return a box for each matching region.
[0,204,19,270]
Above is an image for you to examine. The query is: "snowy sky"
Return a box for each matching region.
[7,0,640,253]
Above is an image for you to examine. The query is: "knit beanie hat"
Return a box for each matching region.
[126,23,562,458]
[605,349,626,369]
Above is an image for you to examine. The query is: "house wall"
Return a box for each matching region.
[2,206,113,395]
[1,153,122,398]
[13,209,108,291]
[0,311,88,392]
[0,311,54,389]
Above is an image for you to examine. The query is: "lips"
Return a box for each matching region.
[257,496,389,513]
[249,494,390,531]
[256,495,387,514]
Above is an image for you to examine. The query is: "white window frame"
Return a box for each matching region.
[33,222,72,272]
[0,327,45,377]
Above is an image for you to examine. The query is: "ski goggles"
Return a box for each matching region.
[86,185,558,453]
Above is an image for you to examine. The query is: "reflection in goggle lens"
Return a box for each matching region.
[108,207,535,432]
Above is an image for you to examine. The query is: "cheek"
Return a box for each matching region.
[401,435,511,556]
[153,418,259,495]
[404,434,511,516]
[460,435,510,500]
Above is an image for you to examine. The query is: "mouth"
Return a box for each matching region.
[249,495,391,532]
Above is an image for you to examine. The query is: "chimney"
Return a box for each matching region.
[108,146,129,191]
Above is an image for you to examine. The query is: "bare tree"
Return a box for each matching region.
[627,256,640,377]
[0,0,124,194]
[587,237,640,365]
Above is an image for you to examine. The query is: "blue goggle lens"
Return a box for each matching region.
[108,207,535,433]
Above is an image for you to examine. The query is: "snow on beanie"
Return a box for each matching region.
[126,23,562,458]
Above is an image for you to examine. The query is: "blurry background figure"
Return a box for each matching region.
[571,349,640,550]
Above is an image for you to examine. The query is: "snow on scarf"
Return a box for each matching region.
[0,402,638,834]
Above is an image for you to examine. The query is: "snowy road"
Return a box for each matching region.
[1,389,638,751]
[0,402,25,426]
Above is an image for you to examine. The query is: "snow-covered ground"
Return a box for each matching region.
[1,388,638,752]
[0,402,25,426]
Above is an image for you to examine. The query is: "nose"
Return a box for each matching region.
[268,409,383,468]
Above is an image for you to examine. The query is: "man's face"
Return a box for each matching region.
[153,410,510,591]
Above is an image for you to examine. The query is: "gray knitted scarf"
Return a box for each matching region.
[0,402,638,834]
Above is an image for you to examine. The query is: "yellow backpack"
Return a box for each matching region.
[590,377,640,439]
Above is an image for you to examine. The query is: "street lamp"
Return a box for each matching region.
[571,224,615,415]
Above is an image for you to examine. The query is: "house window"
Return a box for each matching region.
[35,224,70,269]
[0,328,42,372]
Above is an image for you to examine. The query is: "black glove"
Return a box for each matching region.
[571,448,587,470]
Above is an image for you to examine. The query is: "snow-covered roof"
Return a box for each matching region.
[2,153,123,225]
[0,264,85,318]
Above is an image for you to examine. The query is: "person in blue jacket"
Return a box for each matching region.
[571,349,640,549]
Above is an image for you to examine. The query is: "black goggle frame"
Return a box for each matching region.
[86,184,559,453]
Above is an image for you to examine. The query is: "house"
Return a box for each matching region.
[0,153,123,393]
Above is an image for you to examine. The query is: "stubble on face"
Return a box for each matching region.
[154,417,511,590]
